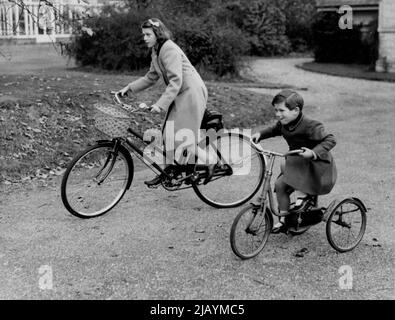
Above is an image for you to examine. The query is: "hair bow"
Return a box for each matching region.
[148,19,160,27]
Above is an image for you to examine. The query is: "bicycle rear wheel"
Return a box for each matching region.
[193,133,265,208]
[61,142,133,218]
[230,204,273,259]
[326,198,367,252]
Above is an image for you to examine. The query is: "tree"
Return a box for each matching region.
[275,0,316,52]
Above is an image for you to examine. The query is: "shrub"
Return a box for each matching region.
[64,6,152,71]
[218,0,291,56]
[64,4,248,76]
[280,0,316,52]
[170,16,249,76]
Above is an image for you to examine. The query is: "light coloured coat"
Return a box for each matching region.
[128,40,208,152]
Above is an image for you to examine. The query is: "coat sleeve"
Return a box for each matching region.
[309,121,336,162]
[155,44,183,112]
[258,121,282,140]
[128,60,160,93]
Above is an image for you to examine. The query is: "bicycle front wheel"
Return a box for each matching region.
[230,204,273,259]
[193,133,265,208]
[61,142,133,218]
[326,198,367,252]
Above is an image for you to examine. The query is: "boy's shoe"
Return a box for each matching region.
[291,196,312,213]
[271,221,287,234]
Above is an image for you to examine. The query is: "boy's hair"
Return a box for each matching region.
[141,18,172,43]
[271,89,304,111]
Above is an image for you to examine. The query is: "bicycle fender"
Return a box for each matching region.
[350,197,367,212]
[95,140,134,190]
[118,144,134,190]
[322,198,339,222]
[265,207,274,227]
[96,139,112,144]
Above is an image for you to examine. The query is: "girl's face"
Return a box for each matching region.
[274,102,300,125]
[142,28,157,48]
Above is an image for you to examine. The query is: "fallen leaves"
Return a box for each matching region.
[1,71,274,189]
[294,247,309,258]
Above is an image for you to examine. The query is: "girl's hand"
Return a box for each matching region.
[150,104,161,113]
[118,85,130,97]
[251,133,261,144]
[138,103,150,110]
[299,147,315,159]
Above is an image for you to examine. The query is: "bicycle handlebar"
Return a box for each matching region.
[112,91,123,105]
[111,90,126,105]
[111,91,151,112]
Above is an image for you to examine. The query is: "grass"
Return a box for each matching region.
[298,61,395,82]
[0,67,276,185]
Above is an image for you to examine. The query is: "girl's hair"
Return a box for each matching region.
[141,18,172,43]
[271,89,304,111]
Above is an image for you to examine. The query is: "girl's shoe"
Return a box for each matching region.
[203,164,217,185]
[144,173,165,187]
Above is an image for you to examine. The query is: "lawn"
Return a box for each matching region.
[298,61,395,82]
[0,67,275,185]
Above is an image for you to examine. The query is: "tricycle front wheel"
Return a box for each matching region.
[230,204,273,259]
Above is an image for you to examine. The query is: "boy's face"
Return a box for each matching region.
[274,102,300,125]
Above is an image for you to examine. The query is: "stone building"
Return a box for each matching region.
[376,0,395,72]
[316,0,395,72]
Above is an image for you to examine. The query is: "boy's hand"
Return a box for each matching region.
[300,147,316,159]
[251,133,261,144]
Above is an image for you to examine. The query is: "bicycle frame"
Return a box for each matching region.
[107,92,247,187]
[100,128,170,181]
[251,147,304,217]
[109,91,189,181]
[119,127,234,186]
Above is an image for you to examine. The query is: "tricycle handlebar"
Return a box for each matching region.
[285,149,304,156]
[252,141,304,157]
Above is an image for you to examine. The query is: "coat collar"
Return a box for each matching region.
[153,39,169,57]
[283,112,304,132]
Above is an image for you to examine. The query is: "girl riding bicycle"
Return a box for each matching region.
[251,90,337,233]
[118,18,216,186]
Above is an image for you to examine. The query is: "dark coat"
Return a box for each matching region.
[258,114,337,195]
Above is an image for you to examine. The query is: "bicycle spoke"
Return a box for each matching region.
[230,205,271,259]
[193,133,264,208]
[61,144,131,218]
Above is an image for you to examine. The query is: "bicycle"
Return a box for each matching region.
[61,92,265,218]
[230,145,367,259]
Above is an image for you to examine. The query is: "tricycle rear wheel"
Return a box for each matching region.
[326,198,367,252]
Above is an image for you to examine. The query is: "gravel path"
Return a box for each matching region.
[0,57,394,300]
